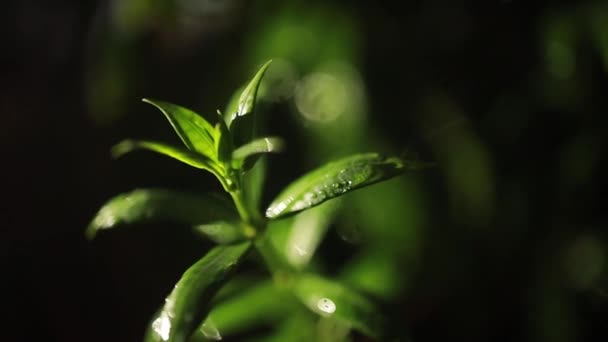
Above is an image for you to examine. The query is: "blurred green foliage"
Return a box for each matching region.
[7,0,608,341]
[83,0,608,340]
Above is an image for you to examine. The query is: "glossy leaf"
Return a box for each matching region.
[227,61,272,146]
[143,98,216,158]
[145,242,251,342]
[292,273,386,339]
[191,280,293,341]
[112,140,223,176]
[193,221,251,245]
[266,153,424,219]
[232,137,284,170]
[226,60,272,127]
[86,189,236,239]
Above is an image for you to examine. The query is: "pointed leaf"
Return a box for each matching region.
[145,242,252,342]
[143,98,216,158]
[226,60,272,127]
[266,153,425,219]
[86,189,236,239]
[293,273,386,339]
[232,137,284,170]
[112,140,223,176]
[227,61,272,146]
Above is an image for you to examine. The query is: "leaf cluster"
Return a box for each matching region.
[88,60,428,341]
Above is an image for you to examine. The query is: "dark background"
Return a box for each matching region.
[3,0,608,341]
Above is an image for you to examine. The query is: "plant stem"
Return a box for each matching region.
[230,190,251,224]
[227,177,284,276]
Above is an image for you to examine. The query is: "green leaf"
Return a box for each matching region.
[292,273,386,339]
[267,200,340,270]
[191,280,294,341]
[86,189,236,239]
[112,139,223,176]
[227,61,272,146]
[193,221,252,245]
[213,110,233,164]
[245,309,317,342]
[143,98,216,158]
[222,86,242,126]
[242,157,267,213]
[232,137,284,170]
[144,242,251,342]
[339,248,402,300]
[266,153,424,219]
[226,60,272,127]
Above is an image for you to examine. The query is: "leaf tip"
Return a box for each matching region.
[262,59,273,67]
[85,225,98,240]
[142,98,163,111]
[111,140,136,159]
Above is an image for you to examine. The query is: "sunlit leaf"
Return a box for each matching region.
[112,139,223,176]
[86,189,236,239]
[191,280,294,341]
[226,60,272,127]
[232,137,284,170]
[227,61,272,146]
[266,153,426,219]
[144,242,251,342]
[292,273,386,339]
[193,221,252,245]
[143,98,216,158]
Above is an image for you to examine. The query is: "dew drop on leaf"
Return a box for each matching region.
[317,298,336,315]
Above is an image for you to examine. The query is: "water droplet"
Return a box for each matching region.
[338,222,362,245]
[266,201,288,218]
[201,318,222,340]
[317,297,336,314]
[151,312,171,341]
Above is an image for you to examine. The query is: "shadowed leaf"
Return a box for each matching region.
[214,110,233,164]
[293,273,386,339]
[112,140,223,176]
[267,200,340,270]
[191,280,294,341]
[193,221,252,245]
[86,189,236,239]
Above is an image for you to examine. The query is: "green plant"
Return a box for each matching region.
[88,60,428,342]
